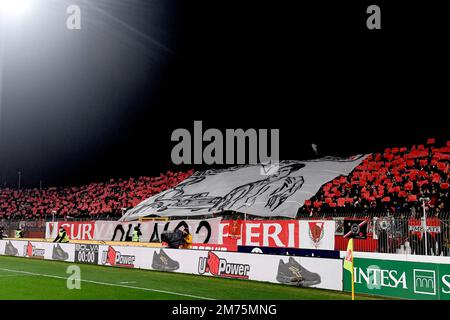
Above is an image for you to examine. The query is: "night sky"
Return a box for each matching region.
[0,0,448,188]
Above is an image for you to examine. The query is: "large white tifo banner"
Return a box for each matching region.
[45,218,221,244]
[121,156,367,220]
[0,239,343,292]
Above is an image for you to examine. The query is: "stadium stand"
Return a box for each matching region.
[1,140,448,221]
[0,170,194,219]
[298,139,450,217]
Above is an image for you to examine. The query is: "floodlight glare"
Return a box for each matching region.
[0,0,32,17]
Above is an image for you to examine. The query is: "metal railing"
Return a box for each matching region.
[298,211,450,256]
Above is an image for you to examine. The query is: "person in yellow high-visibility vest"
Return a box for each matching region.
[132,226,142,242]
[53,227,69,243]
[15,228,24,238]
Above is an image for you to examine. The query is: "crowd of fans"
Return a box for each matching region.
[0,170,194,220]
[1,139,449,221]
[299,139,450,217]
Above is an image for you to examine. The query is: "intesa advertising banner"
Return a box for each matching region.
[219,220,335,250]
[45,218,221,244]
[342,254,450,300]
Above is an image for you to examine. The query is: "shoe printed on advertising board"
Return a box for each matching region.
[151,249,179,271]
[5,241,18,256]
[52,244,69,261]
[276,257,321,287]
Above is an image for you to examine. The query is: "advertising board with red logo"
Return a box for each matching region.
[0,240,75,262]
[141,246,343,291]
[198,251,250,279]
[23,241,46,259]
[0,239,343,292]
[45,221,95,240]
[97,245,152,269]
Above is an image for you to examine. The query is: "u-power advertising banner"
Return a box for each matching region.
[0,239,343,292]
[45,219,335,250]
[343,256,450,300]
[0,239,75,262]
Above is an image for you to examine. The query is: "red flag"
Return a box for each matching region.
[228,220,242,239]
[432,173,441,183]
[418,180,428,187]
[313,201,322,208]
[337,198,346,207]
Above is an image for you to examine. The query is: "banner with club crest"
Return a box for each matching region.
[299,220,336,250]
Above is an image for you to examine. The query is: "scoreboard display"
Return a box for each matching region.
[75,244,99,265]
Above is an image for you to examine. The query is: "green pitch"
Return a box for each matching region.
[0,256,382,300]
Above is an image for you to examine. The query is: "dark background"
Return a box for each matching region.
[0,0,448,188]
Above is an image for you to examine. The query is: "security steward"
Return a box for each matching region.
[53,227,69,243]
[15,228,24,238]
[132,225,142,242]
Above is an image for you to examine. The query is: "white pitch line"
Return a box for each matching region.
[0,267,214,300]
[0,274,33,278]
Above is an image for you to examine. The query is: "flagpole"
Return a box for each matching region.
[351,268,355,300]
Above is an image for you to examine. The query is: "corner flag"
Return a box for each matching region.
[344,238,355,300]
